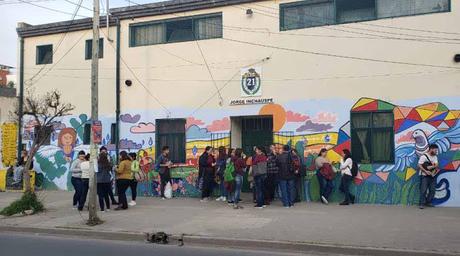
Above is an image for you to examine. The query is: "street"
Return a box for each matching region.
[0,233,351,256]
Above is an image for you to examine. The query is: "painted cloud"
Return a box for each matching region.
[130,122,155,133]
[186,117,205,129]
[120,114,141,124]
[207,117,230,132]
[313,112,338,123]
[296,120,333,132]
[187,125,211,140]
[286,111,309,122]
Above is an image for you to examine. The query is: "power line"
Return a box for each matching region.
[63,0,93,12]
[222,37,460,70]
[17,0,89,17]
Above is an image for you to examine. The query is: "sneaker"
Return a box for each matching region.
[254,205,264,209]
[339,201,349,206]
[222,197,227,202]
[227,201,234,206]
[128,201,137,206]
[215,197,223,202]
[425,203,434,207]
[321,196,329,205]
[284,206,290,209]
[161,197,166,200]
[72,205,78,210]
[262,205,267,208]
[419,205,425,209]
[105,209,110,212]
[200,198,209,203]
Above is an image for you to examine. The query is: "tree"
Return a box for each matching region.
[13,89,74,192]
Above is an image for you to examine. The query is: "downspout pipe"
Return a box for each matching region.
[17,36,24,161]
[115,18,121,163]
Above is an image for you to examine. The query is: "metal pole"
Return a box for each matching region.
[115,18,120,163]
[17,37,24,161]
[88,0,101,225]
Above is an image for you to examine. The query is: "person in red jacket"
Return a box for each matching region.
[252,146,268,208]
[230,148,246,209]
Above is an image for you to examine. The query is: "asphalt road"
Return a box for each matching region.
[0,233,350,256]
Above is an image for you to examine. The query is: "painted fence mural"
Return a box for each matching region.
[26,97,460,206]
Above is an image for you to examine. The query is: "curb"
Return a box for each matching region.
[0,225,458,256]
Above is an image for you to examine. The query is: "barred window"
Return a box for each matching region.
[156,119,186,163]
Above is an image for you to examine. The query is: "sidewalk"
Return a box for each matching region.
[1,191,459,254]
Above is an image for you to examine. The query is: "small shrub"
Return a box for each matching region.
[0,192,45,216]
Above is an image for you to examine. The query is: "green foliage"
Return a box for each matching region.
[70,114,88,141]
[0,192,45,216]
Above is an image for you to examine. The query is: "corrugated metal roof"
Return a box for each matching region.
[17,0,264,38]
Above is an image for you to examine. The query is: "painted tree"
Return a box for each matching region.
[13,89,74,192]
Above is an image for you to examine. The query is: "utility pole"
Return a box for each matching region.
[88,0,102,225]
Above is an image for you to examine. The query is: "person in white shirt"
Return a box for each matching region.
[418,144,439,209]
[339,149,355,205]
[78,154,91,211]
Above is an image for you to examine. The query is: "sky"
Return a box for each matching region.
[0,0,162,70]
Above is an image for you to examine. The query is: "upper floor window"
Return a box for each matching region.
[85,38,104,60]
[351,111,394,164]
[280,0,450,31]
[130,13,222,47]
[36,44,53,65]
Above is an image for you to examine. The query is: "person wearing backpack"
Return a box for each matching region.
[128,152,139,206]
[156,146,172,200]
[252,146,268,209]
[276,145,296,208]
[265,145,279,204]
[291,149,305,203]
[339,149,356,205]
[418,144,439,209]
[97,152,112,212]
[231,148,246,209]
[315,148,334,205]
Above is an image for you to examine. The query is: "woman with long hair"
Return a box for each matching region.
[115,151,132,210]
[97,152,112,211]
[315,148,334,204]
[339,149,355,205]
[231,148,246,209]
[252,145,268,209]
[215,146,228,202]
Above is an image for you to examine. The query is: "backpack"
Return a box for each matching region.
[320,163,335,181]
[350,160,359,177]
[224,161,235,182]
[131,160,140,173]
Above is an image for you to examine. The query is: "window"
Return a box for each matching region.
[83,123,91,145]
[130,13,222,47]
[110,123,117,144]
[85,38,104,60]
[351,111,394,164]
[280,0,450,31]
[36,44,53,65]
[336,0,376,23]
[155,119,186,163]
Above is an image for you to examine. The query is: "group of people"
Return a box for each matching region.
[69,142,440,211]
[197,144,359,209]
[70,146,140,212]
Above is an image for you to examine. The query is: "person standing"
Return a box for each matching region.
[276,145,296,208]
[418,144,439,209]
[78,154,91,211]
[156,146,172,200]
[224,148,235,202]
[70,150,85,209]
[97,152,112,212]
[265,145,279,204]
[231,148,246,209]
[115,151,132,210]
[339,149,355,206]
[291,149,304,203]
[252,146,268,209]
[100,146,118,205]
[199,146,216,202]
[315,148,334,205]
[128,152,139,206]
[215,146,228,202]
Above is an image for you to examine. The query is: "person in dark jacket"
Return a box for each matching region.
[231,148,246,209]
[200,146,216,202]
[292,149,305,203]
[100,146,118,205]
[276,145,296,208]
[157,146,172,200]
[265,145,279,203]
[97,152,112,212]
[252,146,268,208]
[215,146,228,202]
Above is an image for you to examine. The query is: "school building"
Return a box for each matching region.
[15,0,460,205]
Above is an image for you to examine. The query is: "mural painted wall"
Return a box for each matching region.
[26,97,460,206]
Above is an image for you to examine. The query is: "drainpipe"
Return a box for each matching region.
[17,36,24,161]
[115,18,121,163]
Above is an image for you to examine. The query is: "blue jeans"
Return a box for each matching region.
[254,174,266,207]
[71,177,83,207]
[420,175,436,205]
[233,175,243,204]
[219,174,228,198]
[317,172,334,200]
[279,179,295,207]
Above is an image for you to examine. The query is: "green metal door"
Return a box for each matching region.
[241,116,273,192]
